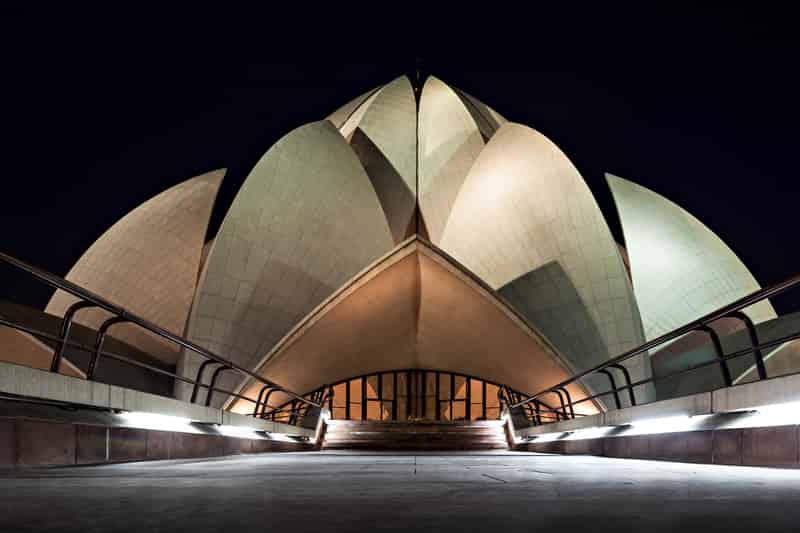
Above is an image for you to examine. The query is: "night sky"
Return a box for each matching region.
[1,5,799,313]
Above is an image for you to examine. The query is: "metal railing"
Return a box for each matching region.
[508,270,800,425]
[0,251,321,423]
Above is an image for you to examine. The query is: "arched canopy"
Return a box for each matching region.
[228,238,596,416]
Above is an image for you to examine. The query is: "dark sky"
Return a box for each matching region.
[1,5,799,313]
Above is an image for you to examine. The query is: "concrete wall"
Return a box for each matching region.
[515,372,800,467]
[520,426,800,468]
[0,418,313,468]
[517,371,800,439]
[0,360,315,438]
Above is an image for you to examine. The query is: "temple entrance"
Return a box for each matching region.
[324,370,508,422]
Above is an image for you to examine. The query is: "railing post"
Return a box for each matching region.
[205,365,233,406]
[727,311,767,380]
[697,325,733,387]
[552,389,567,421]
[51,300,97,372]
[598,369,621,409]
[557,387,575,419]
[253,385,272,417]
[87,316,130,380]
[261,389,277,419]
[609,363,637,407]
[190,360,219,404]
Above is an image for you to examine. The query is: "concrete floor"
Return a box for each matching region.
[1,451,800,532]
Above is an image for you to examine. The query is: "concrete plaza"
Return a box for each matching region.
[1,451,799,532]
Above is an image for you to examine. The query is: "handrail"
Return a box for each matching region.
[510,270,800,411]
[0,250,320,410]
[0,316,282,410]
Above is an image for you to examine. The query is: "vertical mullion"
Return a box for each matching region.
[421,372,427,420]
[345,379,351,420]
[406,370,412,420]
[435,371,440,421]
[378,373,383,421]
[450,373,455,421]
[361,377,367,420]
[482,381,487,420]
[466,377,471,420]
[392,372,398,421]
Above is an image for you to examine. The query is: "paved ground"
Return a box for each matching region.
[1,451,800,532]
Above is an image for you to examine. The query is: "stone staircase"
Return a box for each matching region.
[321,420,510,451]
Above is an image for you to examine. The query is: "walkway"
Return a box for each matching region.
[1,451,799,531]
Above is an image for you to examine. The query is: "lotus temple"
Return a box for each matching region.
[3,77,800,529]
[3,74,796,417]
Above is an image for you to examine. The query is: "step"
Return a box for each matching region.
[321,419,509,451]
[324,437,507,445]
[326,420,504,428]
[327,427,503,435]
[323,442,509,450]
[328,425,503,434]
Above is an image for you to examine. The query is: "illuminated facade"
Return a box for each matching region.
[4,74,793,418]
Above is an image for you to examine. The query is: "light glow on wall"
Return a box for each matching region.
[119,411,193,432]
[269,433,301,443]
[216,425,261,438]
[627,414,712,435]
[563,426,616,440]
[735,400,800,428]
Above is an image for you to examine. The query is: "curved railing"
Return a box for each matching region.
[0,251,320,425]
[508,271,800,425]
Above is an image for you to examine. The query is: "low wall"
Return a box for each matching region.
[0,360,316,438]
[0,417,313,468]
[519,425,800,467]
[518,372,800,439]
[514,373,800,467]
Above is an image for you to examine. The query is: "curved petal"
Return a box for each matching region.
[606,173,776,340]
[418,76,485,243]
[46,169,224,363]
[181,121,394,405]
[326,85,382,130]
[453,87,507,139]
[440,123,650,403]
